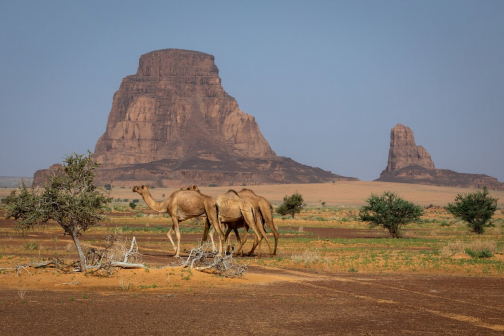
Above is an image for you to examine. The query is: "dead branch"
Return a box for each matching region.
[179,243,248,278]
[123,237,139,263]
[9,235,147,277]
[15,265,32,276]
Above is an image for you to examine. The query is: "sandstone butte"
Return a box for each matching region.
[33,49,357,187]
[376,124,504,190]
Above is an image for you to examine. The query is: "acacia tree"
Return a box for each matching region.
[276,192,304,218]
[359,191,424,238]
[446,187,498,234]
[6,152,111,272]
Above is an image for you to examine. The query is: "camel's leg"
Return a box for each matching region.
[203,217,217,251]
[256,216,273,257]
[167,227,177,254]
[248,213,263,256]
[224,225,235,254]
[232,226,242,255]
[268,222,279,256]
[202,218,210,244]
[204,200,225,256]
[247,209,273,257]
[263,209,279,255]
[225,224,243,255]
[248,231,260,256]
[208,226,216,251]
[235,224,248,256]
[172,217,181,258]
[241,208,265,257]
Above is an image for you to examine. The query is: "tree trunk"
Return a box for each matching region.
[69,227,87,272]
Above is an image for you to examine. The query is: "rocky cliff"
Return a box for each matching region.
[36,49,356,187]
[384,124,435,172]
[32,164,62,187]
[94,49,276,168]
[377,124,504,190]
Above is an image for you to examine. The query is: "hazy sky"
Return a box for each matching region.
[1,1,503,181]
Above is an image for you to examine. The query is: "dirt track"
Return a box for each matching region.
[1,269,504,335]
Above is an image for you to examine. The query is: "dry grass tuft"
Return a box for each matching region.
[490,227,502,235]
[440,240,498,258]
[401,231,417,238]
[291,250,320,265]
[17,289,27,300]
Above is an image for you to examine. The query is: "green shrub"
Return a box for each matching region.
[465,248,493,258]
[446,187,498,234]
[359,191,424,238]
[276,192,304,219]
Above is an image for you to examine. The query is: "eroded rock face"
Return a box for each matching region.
[93,49,276,168]
[33,49,356,187]
[32,164,62,187]
[377,124,504,190]
[385,124,435,172]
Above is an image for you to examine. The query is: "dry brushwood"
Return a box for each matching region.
[7,234,146,276]
[86,234,146,276]
[179,244,248,278]
[12,258,80,275]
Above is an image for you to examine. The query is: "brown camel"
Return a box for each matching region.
[206,190,273,257]
[238,188,279,256]
[132,185,226,257]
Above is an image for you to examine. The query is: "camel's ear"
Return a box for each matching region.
[192,185,199,191]
[145,185,150,190]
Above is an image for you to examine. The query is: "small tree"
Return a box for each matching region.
[129,201,137,210]
[359,191,424,238]
[276,192,304,218]
[5,152,111,272]
[446,187,498,234]
[104,184,112,191]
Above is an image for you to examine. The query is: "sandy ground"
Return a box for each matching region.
[1,269,504,335]
[1,180,504,334]
[1,222,503,335]
[106,181,504,207]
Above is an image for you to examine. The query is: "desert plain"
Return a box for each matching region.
[1,181,504,335]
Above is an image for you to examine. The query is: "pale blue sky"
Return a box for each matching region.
[1,1,503,181]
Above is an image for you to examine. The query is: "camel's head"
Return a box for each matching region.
[132,185,150,195]
[180,184,199,192]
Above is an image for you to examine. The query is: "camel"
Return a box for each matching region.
[132,185,226,257]
[184,185,277,256]
[205,190,274,257]
[238,188,279,256]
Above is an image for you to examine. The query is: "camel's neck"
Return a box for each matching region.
[140,191,167,213]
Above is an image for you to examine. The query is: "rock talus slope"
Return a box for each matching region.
[377,124,504,190]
